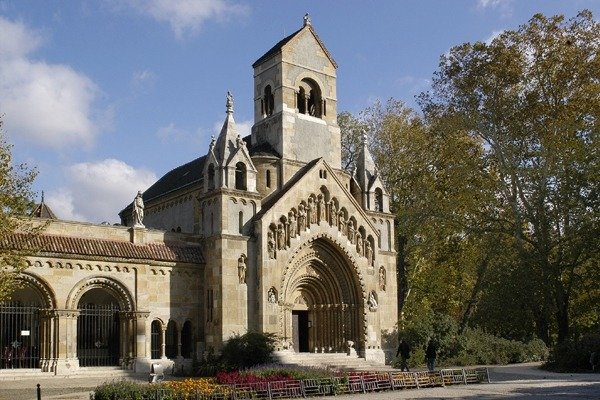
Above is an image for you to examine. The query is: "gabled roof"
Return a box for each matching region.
[143,155,206,203]
[252,25,337,69]
[119,155,206,218]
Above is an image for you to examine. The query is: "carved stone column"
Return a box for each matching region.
[53,309,80,374]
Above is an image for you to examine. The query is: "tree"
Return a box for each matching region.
[0,117,38,301]
[339,100,503,326]
[419,10,600,343]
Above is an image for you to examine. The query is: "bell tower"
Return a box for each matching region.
[250,15,341,176]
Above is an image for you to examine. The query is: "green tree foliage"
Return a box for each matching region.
[420,10,600,343]
[0,117,37,301]
[339,10,600,349]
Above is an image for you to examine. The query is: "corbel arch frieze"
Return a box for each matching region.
[279,232,366,306]
[66,275,135,311]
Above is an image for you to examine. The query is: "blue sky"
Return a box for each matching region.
[1,0,598,223]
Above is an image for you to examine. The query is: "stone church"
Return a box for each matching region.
[0,17,397,376]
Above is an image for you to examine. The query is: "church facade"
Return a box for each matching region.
[0,18,397,376]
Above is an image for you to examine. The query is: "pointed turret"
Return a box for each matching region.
[203,92,257,192]
[30,191,58,219]
[355,132,389,213]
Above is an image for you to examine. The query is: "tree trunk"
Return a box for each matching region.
[397,235,409,319]
[459,256,489,334]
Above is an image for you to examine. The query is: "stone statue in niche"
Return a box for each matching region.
[330,201,338,226]
[277,223,286,250]
[339,214,346,234]
[238,254,247,284]
[288,212,297,238]
[367,291,378,311]
[317,195,326,223]
[348,222,355,244]
[267,231,276,259]
[379,266,386,291]
[298,204,307,232]
[268,287,277,304]
[308,198,317,225]
[356,233,363,255]
[132,190,145,227]
[365,241,373,266]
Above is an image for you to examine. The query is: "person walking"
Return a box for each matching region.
[396,339,411,372]
[425,339,437,372]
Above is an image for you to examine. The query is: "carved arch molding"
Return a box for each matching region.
[279,237,366,352]
[67,276,135,311]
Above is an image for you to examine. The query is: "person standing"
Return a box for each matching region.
[426,339,437,372]
[396,339,411,372]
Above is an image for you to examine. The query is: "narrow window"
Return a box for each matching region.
[150,320,162,359]
[239,211,243,234]
[266,170,271,188]
[235,162,247,190]
[264,85,274,117]
[181,321,193,359]
[375,188,383,212]
[165,321,177,359]
[207,164,215,190]
[297,87,306,114]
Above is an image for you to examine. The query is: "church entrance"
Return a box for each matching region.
[282,238,364,354]
[292,311,309,352]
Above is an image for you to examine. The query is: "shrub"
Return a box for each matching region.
[219,331,277,370]
[546,333,600,372]
[92,380,161,400]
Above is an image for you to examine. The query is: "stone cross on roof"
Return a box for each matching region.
[303,13,311,27]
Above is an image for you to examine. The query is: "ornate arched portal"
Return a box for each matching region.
[281,237,365,354]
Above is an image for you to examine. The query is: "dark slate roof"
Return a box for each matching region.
[1,233,204,264]
[144,155,206,202]
[119,155,206,217]
[254,158,320,220]
[252,27,303,68]
[252,26,337,69]
[247,140,281,158]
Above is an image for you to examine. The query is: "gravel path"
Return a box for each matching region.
[0,362,598,400]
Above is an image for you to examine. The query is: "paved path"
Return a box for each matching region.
[0,363,598,400]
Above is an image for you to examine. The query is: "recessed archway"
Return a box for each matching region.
[281,237,365,354]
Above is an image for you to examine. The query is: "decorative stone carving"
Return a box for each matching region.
[268,287,278,304]
[348,222,355,244]
[367,291,378,311]
[365,240,373,265]
[298,204,307,232]
[356,233,363,255]
[339,214,346,234]
[277,224,286,250]
[288,212,297,238]
[379,266,386,291]
[308,198,317,225]
[267,231,276,259]
[317,194,326,223]
[132,190,144,227]
[330,201,338,226]
[238,254,247,284]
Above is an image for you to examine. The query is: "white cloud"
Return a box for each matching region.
[484,30,505,44]
[131,69,157,92]
[0,16,100,150]
[477,0,513,16]
[156,122,186,142]
[122,0,248,39]
[47,159,157,224]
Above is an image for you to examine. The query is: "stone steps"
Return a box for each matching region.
[273,351,393,372]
